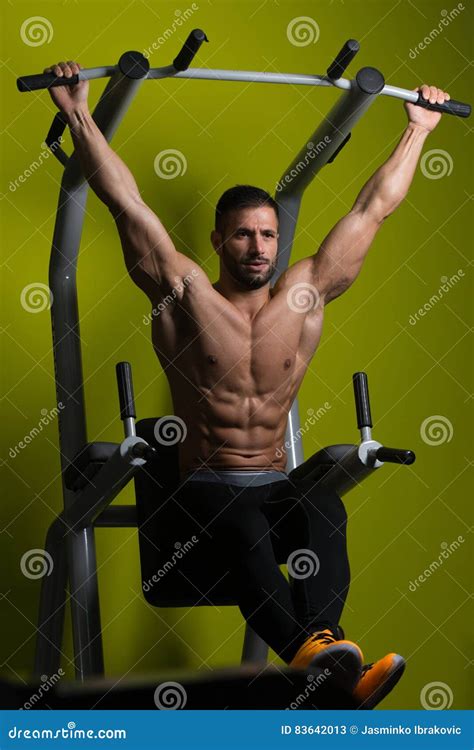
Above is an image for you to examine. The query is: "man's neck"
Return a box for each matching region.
[213,279,270,320]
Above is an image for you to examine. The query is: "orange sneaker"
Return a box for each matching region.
[353,653,405,709]
[289,628,363,691]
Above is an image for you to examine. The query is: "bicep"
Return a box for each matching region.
[313,207,382,304]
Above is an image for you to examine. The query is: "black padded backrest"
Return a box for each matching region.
[134,418,236,608]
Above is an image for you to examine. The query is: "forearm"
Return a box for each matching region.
[65,106,140,210]
[353,123,430,219]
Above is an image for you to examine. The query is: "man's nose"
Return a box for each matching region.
[250,232,263,253]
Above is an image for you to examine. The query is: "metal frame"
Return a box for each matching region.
[29,35,416,681]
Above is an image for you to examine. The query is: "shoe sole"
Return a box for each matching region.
[355,656,406,709]
[306,643,363,693]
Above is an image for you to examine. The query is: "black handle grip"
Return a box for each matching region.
[172,28,208,71]
[17,72,80,93]
[353,372,372,429]
[375,447,416,465]
[45,111,69,165]
[116,362,136,420]
[327,39,360,81]
[415,92,471,118]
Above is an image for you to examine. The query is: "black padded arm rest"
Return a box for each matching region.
[288,444,355,483]
[64,442,119,492]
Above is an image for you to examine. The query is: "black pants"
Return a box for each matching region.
[171,476,350,664]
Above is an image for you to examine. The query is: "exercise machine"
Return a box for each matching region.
[16,30,469,690]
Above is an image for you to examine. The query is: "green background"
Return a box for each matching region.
[1,0,472,709]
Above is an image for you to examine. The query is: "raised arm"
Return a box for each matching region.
[312,84,451,305]
[45,60,199,302]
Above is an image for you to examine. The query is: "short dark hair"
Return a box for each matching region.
[215,184,279,232]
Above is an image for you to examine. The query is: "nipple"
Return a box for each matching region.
[207,355,217,364]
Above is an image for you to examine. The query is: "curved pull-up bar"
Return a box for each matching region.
[16,29,471,118]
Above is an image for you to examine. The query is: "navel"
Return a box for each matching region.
[207,355,218,365]
[284,358,292,369]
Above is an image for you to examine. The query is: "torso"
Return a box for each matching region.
[149,263,325,476]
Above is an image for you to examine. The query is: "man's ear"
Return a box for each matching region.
[211,229,222,256]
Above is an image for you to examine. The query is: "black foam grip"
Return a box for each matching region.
[17,72,79,93]
[352,372,372,429]
[376,447,416,465]
[415,92,471,118]
[46,112,67,148]
[327,39,360,80]
[173,28,208,71]
[116,362,136,420]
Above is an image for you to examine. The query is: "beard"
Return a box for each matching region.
[221,242,277,289]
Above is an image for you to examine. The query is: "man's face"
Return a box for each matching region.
[213,205,279,290]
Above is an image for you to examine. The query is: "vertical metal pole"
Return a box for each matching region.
[45,51,150,680]
[273,68,385,474]
[34,520,68,677]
